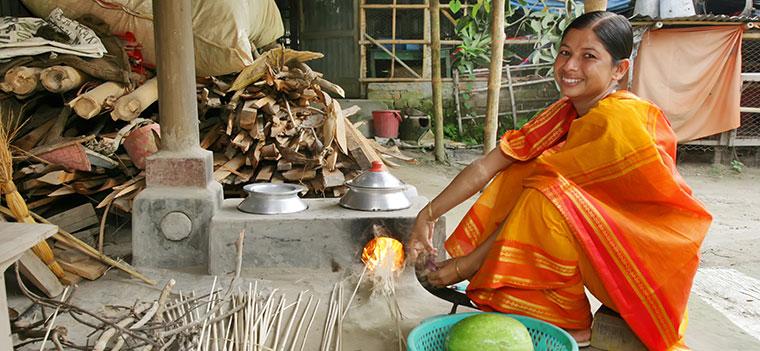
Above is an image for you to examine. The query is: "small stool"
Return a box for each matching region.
[590,306,647,351]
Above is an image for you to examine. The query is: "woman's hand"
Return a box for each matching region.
[427,256,477,287]
[407,211,438,262]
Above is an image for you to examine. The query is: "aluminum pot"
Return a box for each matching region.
[339,161,411,211]
[237,183,307,214]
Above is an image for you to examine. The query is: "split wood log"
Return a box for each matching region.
[213,154,246,182]
[40,66,88,93]
[111,78,158,121]
[46,203,98,234]
[69,81,128,119]
[3,66,42,95]
[18,251,64,298]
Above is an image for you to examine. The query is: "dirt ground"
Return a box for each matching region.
[8,148,760,350]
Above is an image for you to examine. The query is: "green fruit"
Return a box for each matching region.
[445,314,534,351]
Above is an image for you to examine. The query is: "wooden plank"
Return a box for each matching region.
[322,168,345,188]
[282,168,317,182]
[18,251,64,298]
[59,258,107,281]
[45,203,98,234]
[213,154,246,182]
[255,164,275,182]
[61,271,83,286]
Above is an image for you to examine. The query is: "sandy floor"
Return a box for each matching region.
[8,149,760,350]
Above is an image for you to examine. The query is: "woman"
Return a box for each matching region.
[408,11,711,351]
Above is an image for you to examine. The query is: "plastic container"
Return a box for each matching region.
[408,312,578,351]
[372,110,403,138]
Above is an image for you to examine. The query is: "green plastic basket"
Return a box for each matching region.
[407,312,578,351]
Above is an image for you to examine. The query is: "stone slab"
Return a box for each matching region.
[145,149,214,188]
[208,196,445,275]
[132,182,222,268]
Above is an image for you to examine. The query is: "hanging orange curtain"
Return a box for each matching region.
[446,91,712,351]
[632,26,743,142]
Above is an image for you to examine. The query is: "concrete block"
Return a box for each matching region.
[590,306,647,351]
[132,182,223,268]
[208,196,446,275]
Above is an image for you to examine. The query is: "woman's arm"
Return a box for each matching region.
[408,146,514,260]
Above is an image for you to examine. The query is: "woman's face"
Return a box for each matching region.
[553,27,628,107]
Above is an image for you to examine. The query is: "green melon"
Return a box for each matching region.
[445,314,534,351]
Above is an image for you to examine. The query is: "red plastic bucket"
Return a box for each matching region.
[372,110,403,138]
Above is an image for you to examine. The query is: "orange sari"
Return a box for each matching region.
[445,91,712,350]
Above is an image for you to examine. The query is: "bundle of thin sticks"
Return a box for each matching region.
[12,231,366,351]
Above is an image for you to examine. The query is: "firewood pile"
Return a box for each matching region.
[0,44,413,290]
[198,47,411,198]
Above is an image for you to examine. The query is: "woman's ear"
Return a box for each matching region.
[612,58,630,81]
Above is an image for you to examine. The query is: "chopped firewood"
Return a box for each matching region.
[322,167,345,188]
[255,164,275,182]
[3,66,42,95]
[277,159,292,171]
[236,167,254,183]
[260,144,281,161]
[40,65,88,93]
[200,123,223,149]
[231,132,253,152]
[61,271,83,286]
[69,81,128,119]
[18,251,64,298]
[213,154,246,182]
[14,118,56,151]
[253,96,275,109]
[59,257,108,281]
[27,197,56,210]
[111,77,158,121]
[282,168,316,182]
[46,203,98,234]
[37,170,78,185]
[48,186,76,197]
[238,100,258,131]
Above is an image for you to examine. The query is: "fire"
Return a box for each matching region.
[361,237,404,272]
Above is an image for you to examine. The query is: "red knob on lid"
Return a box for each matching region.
[370,161,384,172]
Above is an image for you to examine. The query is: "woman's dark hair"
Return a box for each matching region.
[562,11,633,62]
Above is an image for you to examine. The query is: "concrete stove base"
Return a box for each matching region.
[208,196,445,275]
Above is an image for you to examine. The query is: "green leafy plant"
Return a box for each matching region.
[520,0,583,64]
[730,159,744,173]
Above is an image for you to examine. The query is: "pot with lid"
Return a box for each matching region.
[339,161,411,211]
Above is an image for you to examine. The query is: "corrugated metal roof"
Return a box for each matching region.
[629,14,760,24]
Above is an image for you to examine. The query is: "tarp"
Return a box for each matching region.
[631,26,743,142]
[21,0,284,77]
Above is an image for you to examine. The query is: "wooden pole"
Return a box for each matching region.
[431,0,445,161]
[483,0,505,153]
[584,0,608,12]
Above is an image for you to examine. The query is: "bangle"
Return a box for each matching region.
[454,259,464,281]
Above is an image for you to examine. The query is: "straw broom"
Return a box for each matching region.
[0,105,65,278]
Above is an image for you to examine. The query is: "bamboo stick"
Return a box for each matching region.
[69,81,128,119]
[430,0,445,161]
[483,0,505,153]
[40,66,88,93]
[111,78,159,121]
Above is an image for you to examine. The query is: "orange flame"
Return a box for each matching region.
[361,237,404,272]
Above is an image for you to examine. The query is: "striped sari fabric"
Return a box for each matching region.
[445,91,712,350]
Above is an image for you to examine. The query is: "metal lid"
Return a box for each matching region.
[346,161,405,189]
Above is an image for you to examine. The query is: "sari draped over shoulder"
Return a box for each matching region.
[444,91,712,351]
